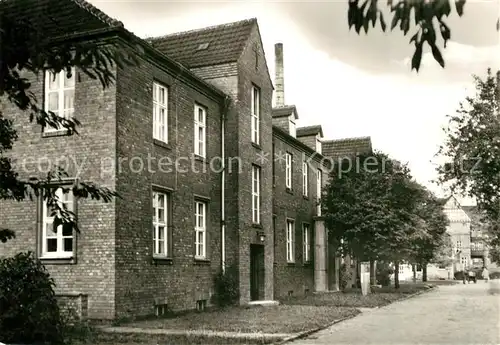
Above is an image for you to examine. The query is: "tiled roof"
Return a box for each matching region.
[1,0,123,39]
[147,19,256,68]
[322,136,372,158]
[296,125,323,138]
[272,105,298,119]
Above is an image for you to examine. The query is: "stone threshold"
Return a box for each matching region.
[99,326,293,339]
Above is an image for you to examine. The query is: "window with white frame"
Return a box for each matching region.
[251,86,260,144]
[303,223,310,263]
[153,82,168,143]
[195,201,207,259]
[302,161,308,196]
[316,169,322,216]
[194,104,207,157]
[399,265,404,274]
[285,152,292,189]
[252,165,261,224]
[153,191,169,257]
[286,219,295,263]
[456,240,462,252]
[41,187,75,258]
[44,69,75,132]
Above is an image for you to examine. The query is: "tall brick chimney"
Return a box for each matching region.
[275,43,285,107]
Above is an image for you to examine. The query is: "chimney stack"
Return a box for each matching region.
[275,43,285,107]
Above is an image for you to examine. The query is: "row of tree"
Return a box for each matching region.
[322,152,450,288]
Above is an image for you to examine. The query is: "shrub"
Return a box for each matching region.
[490,271,500,279]
[212,264,239,307]
[0,251,64,344]
[454,270,465,280]
[376,263,394,287]
[339,263,352,291]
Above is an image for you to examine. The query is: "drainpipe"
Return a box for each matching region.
[221,95,231,273]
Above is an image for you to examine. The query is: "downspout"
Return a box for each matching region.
[221,95,231,273]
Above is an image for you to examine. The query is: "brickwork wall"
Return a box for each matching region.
[272,134,319,298]
[0,67,118,319]
[114,53,224,317]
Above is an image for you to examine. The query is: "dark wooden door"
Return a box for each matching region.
[250,244,265,301]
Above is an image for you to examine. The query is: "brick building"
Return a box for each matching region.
[0,0,372,319]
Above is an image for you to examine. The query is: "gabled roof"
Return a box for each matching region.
[1,0,123,39]
[322,136,372,158]
[147,19,256,68]
[296,125,323,138]
[272,105,299,119]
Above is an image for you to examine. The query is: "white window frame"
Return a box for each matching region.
[399,265,404,274]
[317,169,322,216]
[195,201,207,259]
[285,152,292,189]
[41,188,75,259]
[153,82,168,143]
[286,219,295,263]
[251,86,260,144]
[456,240,462,252]
[194,104,207,158]
[302,161,308,197]
[44,68,75,132]
[153,191,169,257]
[303,223,310,263]
[252,165,261,224]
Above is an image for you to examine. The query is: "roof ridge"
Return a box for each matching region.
[147,17,257,42]
[323,136,371,143]
[71,0,124,27]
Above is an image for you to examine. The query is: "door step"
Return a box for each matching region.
[247,300,280,306]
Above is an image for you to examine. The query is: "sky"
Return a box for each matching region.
[89,0,500,204]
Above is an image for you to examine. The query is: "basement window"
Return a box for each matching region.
[155,304,167,316]
[196,299,207,311]
[197,43,209,51]
[287,290,294,297]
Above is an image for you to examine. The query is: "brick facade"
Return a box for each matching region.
[0,1,370,319]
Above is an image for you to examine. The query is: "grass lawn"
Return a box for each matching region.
[280,283,431,308]
[125,304,360,334]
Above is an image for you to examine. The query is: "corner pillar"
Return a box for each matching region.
[314,217,327,292]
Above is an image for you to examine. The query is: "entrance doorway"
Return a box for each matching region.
[250,244,265,301]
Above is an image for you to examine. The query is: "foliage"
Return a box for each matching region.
[489,245,500,265]
[0,0,141,244]
[437,69,500,244]
[432,233,455,268]
[324,151,429,264]
[339,263,352,291]
[375,262,393,287]
[0,252,64,344]
[212,264,240,307]
[347,0,499,72]
[454,270,465,280]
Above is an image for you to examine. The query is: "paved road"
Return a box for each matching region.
[291,282,500,345]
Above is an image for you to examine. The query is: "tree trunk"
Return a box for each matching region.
[370,260,376,285]
[412,264,417,282]
[422,263,428,282]
[394,261,400,289]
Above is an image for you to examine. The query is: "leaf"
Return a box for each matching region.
[411,42,423,72]
[431,43,445,68]
[380,11,387,31]
[390,8,400,30]
[455,0,466,16]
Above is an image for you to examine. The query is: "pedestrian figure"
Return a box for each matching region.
[482,266,489,283]
[468,269,476,284]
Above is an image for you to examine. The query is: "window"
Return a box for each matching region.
[285,152,292,189]
[251,86,260,144]
[252,165,261,224]
[195,201,207,259]
[303,223,310,263]
[316,138,322,153]
[461,257,468,266]
[153,191,170,257]
[302,161,308,196]
[44,69,75,132]
[316,169,322,216]
[286,219,295,263]
[153,82,168,142]
[399,265,404,274]
[194,104,207,157]
[41,187,75,258]
[456,240,462,252]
